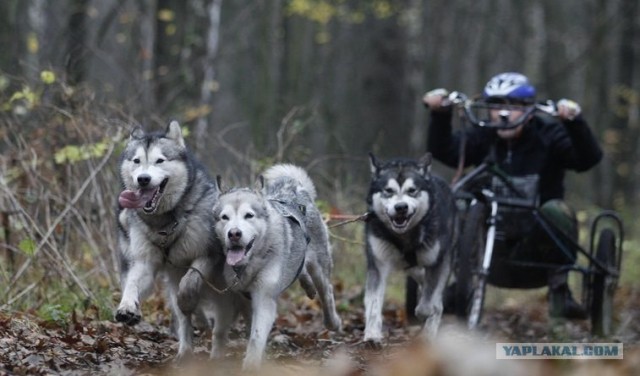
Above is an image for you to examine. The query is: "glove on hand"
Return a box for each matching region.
[557,98,581,121]
[422,88,450,109]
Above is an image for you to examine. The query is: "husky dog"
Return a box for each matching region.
[115,121,220,359]
[210,164,342,370]
[364,153,457,344]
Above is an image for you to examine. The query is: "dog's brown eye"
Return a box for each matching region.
[221,214,229,221]
[245,213,254,219]
[156,158,165,164]
[383,188,394,195]
[133,158,140,164]
[407,187,417,195]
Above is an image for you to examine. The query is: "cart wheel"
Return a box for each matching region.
[455,202,488,328]
[591,228,616,337]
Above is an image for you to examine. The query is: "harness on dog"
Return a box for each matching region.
[268,199,310,244]
[369,199,452,270]
[156,219,181,250]
[136,211,183,256]
[184,265,242,295]
[269,199,309,293]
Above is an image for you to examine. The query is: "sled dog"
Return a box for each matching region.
[115,121,220,359]
[209,164,342,369]
[364,153,457,343]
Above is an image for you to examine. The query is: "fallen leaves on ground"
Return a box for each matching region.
[0,287,638,375]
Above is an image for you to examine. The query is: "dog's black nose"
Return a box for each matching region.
[394,202,408,215]
[228,228,242,241]
[137,174,151,187]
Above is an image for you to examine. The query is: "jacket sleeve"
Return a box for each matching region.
[427,110,491,168]
[427,110,460,168]
[553,115,603,172]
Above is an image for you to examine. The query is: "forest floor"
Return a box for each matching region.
[1,285,639,376]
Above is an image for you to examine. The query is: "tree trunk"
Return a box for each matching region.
[583,0,612,208]
[66,0,89,85]
[404,0,426,155]
[138,0,157,118]
[616,0,639,207]
[26,0,46,83]
[195,0,223,156]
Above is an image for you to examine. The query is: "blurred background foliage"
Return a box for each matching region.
[0,0,639,320]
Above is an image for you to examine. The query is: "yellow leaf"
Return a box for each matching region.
[55,139,113,164]
[288,0,313,15]
[68,146,82,162]
[9,91,25,103]
[9,86,37,108]
[27,32,39,54]
[54,151,66,164]
[372,0,394,18]
[157,9,175,22]
[40,70,56,85]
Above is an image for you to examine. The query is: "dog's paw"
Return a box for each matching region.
[363,331,384,350]
[362,338,383,350]
[324,315,342,332]
[173,349,195,365]
[115,303,141,326]
[241,355,261,372]
[415,302,442,322]
[209,347,223,360]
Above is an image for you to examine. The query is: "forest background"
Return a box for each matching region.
[0,0,639,366]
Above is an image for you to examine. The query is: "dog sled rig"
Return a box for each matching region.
[325,92,624,336]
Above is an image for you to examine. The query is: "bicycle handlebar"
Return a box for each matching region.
[445,91,558,130]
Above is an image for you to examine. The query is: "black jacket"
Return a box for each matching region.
[427,110,603,204]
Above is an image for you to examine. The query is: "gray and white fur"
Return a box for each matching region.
[115,121,221,359]
[209,164,342,370]
[364,153,457,344]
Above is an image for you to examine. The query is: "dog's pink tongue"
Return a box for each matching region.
[118,189,155,209]
[226,249,245,266]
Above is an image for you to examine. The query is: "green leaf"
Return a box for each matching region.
[19,238,37,256]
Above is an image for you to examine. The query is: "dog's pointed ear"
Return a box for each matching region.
[369,152,380,176]
[215,175,224,192]
[165,120,186,148]
[130,126,145,140]
[254,175,265,192]
[418,153,432,177]
[211,201,220,219]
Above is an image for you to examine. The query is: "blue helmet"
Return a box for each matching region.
[482,72,536,104]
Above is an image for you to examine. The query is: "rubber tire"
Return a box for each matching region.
[455,202,487,325]
[591,228,616,337]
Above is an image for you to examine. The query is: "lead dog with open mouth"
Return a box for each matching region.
[115,121,221,359]
[364,153,458,344]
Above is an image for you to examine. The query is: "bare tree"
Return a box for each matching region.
[138,0,158,117]
[195,0,223,156]
[25,0,46,82]
[66,0,89,85]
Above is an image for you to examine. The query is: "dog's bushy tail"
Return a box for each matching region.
[262,164,317,200]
